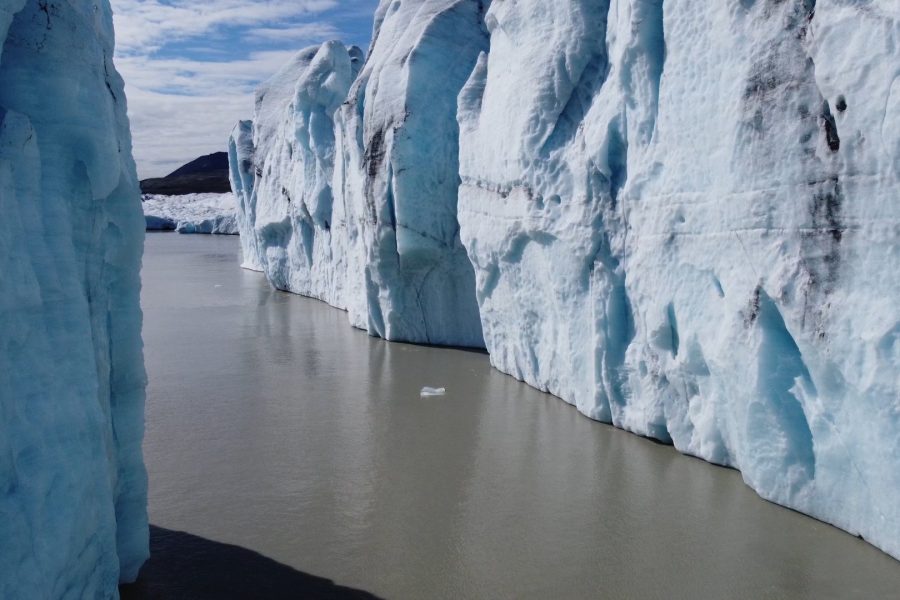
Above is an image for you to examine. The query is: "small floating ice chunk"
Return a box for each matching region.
[420,387,446,397]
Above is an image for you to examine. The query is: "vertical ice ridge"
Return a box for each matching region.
[355,0,487,347]
[749,288,817,498]
[234,0,488,347]
[539,0,612,154]
[228,119,262,271]
[230,42,357,305]
[619,0,666,145]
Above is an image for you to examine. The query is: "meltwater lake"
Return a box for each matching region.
[126,234,900,599]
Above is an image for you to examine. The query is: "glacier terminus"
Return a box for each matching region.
[230,0,900,561]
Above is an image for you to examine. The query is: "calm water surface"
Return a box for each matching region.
[140,234,900,599]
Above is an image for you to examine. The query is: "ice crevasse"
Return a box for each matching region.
[231,0,900,559]
[0,0,148,596]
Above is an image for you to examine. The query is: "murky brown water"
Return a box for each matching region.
[138,234,900,599]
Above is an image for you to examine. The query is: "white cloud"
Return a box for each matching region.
[246,23,341,43]
[109,0,363,178]
[112,0,337,55]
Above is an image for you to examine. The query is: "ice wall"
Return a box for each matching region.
[230,0,488,347]
[332,0,487,346]
[229,118,262,270]
[232,0,899,558]
[229,42,363,307]
[458,0,900,559]
[0,0,148,595]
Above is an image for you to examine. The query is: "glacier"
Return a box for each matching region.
[458,0,900,559]
[0,0,148,596]
[232,0,899,560]
[229,42,362,308]
[143,193,239,235]
[229,0,488,347]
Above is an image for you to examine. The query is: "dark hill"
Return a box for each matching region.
[141,152,231,195]
[166,152,230,178]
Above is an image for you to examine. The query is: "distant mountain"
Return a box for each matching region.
[140,152,231,195]
[166,152,230,178]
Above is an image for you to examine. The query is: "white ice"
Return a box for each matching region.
[230,1,489,347]
[457,0,900,559]
[230,42,362,307]
[143,193,239,235]
[230,0,900,560]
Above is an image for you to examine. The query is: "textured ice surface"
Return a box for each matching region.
[457,0,900,559]
[331,0,487,346]
[230,42,362,308]
[233,0,899,558]
[229,118,262,271]
[0,0,148,595]
[142,193,238,235]
[230,0,488,347]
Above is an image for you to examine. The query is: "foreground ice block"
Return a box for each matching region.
[458,0,900,558]
[0,0,148,595]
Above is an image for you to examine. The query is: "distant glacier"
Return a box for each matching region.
[143,193,239,234]
[231,0,900,560]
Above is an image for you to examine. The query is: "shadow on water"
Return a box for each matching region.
[119,526,382,600]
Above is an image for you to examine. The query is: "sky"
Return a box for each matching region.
[110,0,380,179]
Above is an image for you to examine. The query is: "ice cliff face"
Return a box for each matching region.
[0,0,148,595]
[332,0,487,346]
[230,42,363,309]
[458,0,900,558]
[230,0,488,347]
[234,0,900,559]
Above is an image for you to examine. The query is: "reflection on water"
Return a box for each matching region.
[138,234,900,599]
